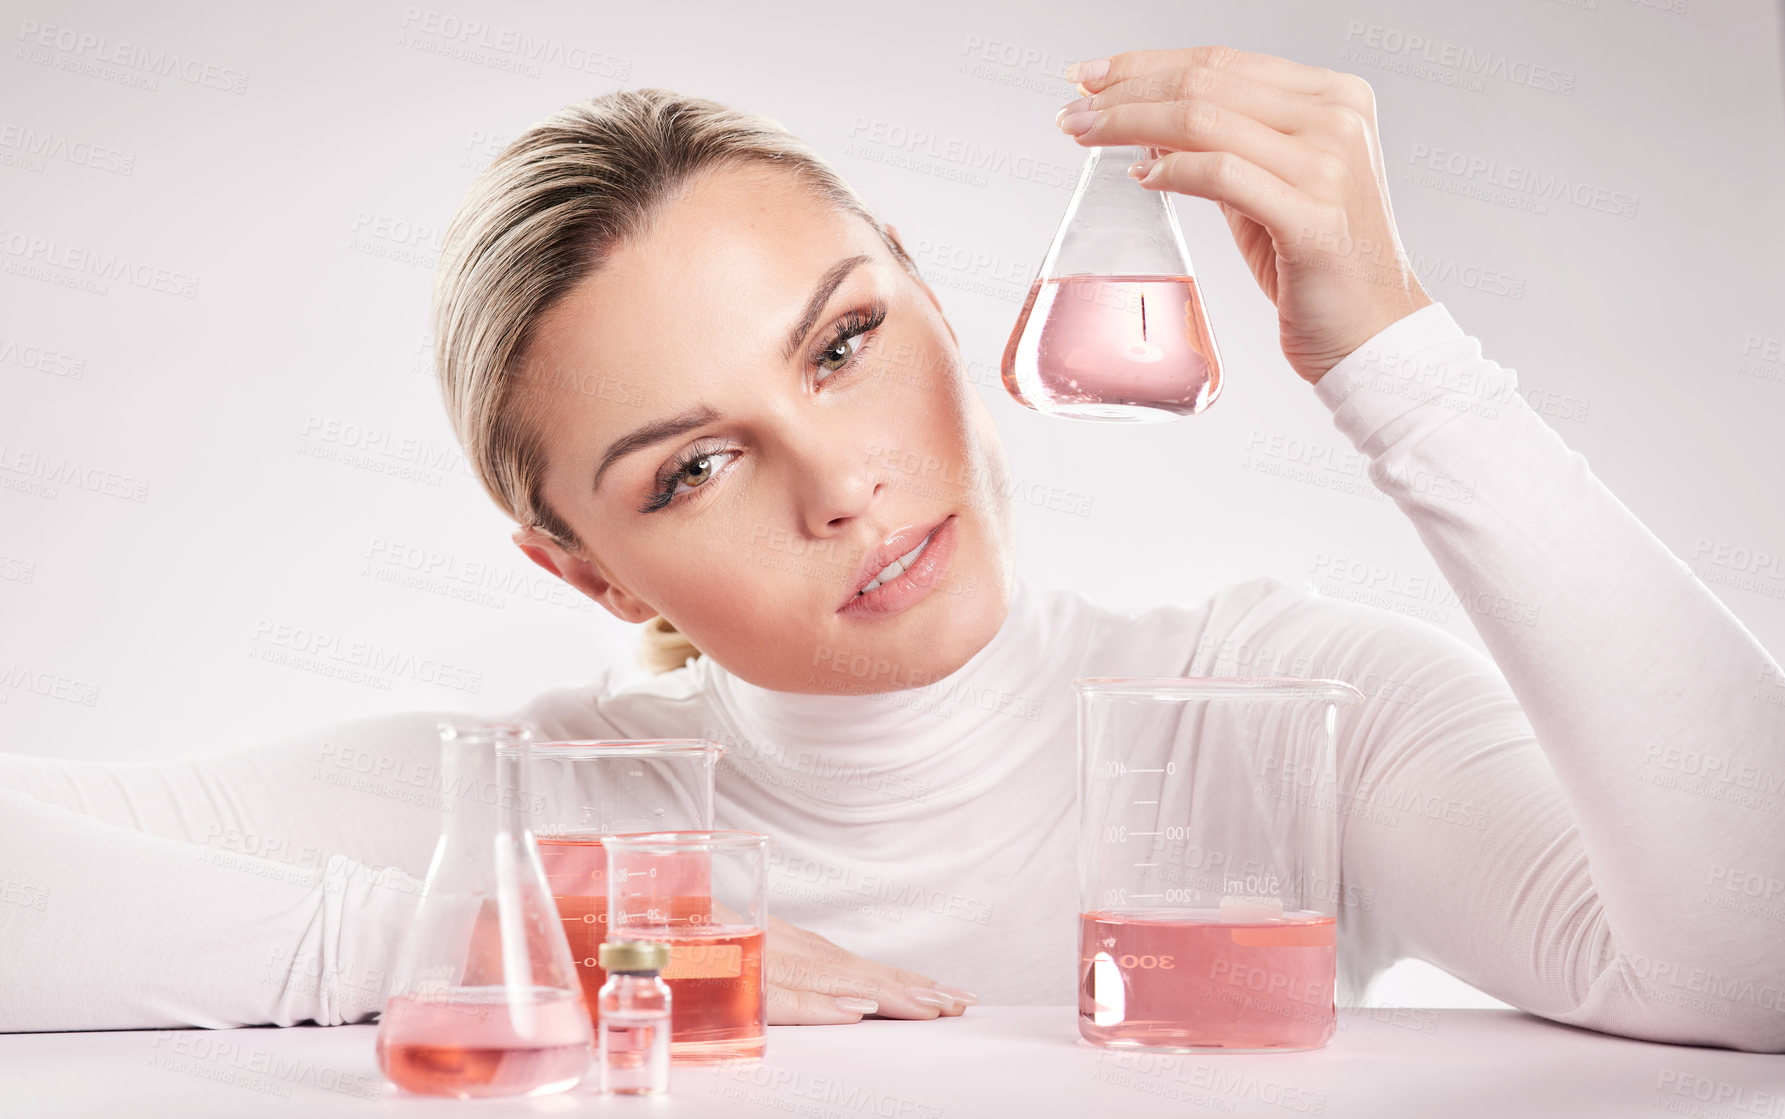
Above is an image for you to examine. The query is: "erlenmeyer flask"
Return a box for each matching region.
[1002,144,1223,422]
[375,721,593,1099]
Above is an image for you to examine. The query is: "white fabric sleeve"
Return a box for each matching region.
[0,698,621,1032]
[1304,302,1785,1052]
[0,786,422,1031]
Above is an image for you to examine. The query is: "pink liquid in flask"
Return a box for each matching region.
[1002,273,1222,420]
[1079,908,1335,1051]
[375,986,592,1098]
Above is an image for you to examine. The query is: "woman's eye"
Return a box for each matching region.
[674,451,730,491]
[811,304,886,384]
[815,332,865,380]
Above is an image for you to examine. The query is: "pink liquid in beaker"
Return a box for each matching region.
[538,836,724,1041]
[375,987,591,1098]
[1079,908,1335,1051]
[1002,274,1222,420]
[628,924,767,1062]
[538,837,612,1016]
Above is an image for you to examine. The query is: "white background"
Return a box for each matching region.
[3,0,1782,1007]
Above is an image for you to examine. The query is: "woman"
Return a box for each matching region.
[2,46,1779,1051]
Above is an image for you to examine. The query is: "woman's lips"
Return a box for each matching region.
[837,514,958,620]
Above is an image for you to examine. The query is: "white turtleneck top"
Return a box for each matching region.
[1,305,1780,1051]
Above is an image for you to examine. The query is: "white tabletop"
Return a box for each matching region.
[3,1007,1781,1118]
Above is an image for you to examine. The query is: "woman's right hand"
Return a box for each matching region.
[764,914,978,1023]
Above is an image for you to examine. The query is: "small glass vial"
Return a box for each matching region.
[597,939,672,1095]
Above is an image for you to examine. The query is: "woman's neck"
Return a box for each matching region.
[705,575,1052,755]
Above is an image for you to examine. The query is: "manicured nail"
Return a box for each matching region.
[1065,58,1109,84]
[1128,157,1159,182]
[834,997,879,1013]
[935,985,979,1005]
[1054,95,1093,123]
[907,987,957,1008]
[1057,110,1099,136]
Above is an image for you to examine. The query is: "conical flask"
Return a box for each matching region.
[1002,144,1223,422]
[374,721,593,1099]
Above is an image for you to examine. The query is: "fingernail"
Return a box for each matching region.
[1057,110,1099,136]
[834,997,878,1013]
[1128,157,1158,182]
[935,985,979,1005]
[1064,58,1109,84]
[1054,95,1093,124]
[907,987,957,1008]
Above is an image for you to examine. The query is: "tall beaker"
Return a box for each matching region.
[1003,144,1223,422]
[523,740,726,1025]
[606,829,770,1064]
[375,721,592,1098]
[1075,677,1363,1052]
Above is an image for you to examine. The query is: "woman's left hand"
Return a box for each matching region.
[1055,46,1432,385]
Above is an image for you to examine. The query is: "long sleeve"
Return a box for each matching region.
[0,692,628,1032]
[1299,303,1785,1050]
[0,786,421,1031]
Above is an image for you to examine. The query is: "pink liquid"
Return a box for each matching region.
[375,987,591,1098]
[628,924,767,1062]
[1002,273,1222,420]
[1079,908,1336,1051]
[537,837,719,1039]
[537,837,614,1015]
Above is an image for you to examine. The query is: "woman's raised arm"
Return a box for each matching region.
[1062,44,1784,1050]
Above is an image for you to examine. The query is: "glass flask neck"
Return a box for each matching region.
[436,721,533,845]
[1038,144,1195,282]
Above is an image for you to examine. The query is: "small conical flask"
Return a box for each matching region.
[1002,144,1223,422]
[374,721,594,1099]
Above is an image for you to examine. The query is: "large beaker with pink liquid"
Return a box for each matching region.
[1075,676,1363,1052]
[521,740,726,1024]
[1002,144,1223,421]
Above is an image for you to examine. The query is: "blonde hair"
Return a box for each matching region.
[431,88,918,673]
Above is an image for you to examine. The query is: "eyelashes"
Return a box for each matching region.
[643,438,733,513]
[639,300,888,514]
[812,302,887,382]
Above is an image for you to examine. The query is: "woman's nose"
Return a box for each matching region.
[800,470,888,540]
[782,430,892,540]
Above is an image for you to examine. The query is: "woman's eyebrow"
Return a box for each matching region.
[780,254,869,362]
[592,404,722,494]
[591,253,873,495]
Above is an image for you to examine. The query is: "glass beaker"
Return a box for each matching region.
[605,830,769,1063]
[523,740,726,1024]
[1075,677,1363,1053]
[1003,144,1223,422]
[375,721,593,1098]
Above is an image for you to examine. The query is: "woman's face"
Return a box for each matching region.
[514,162,1015,695]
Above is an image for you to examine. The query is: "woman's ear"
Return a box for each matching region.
[511,525,657,623]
